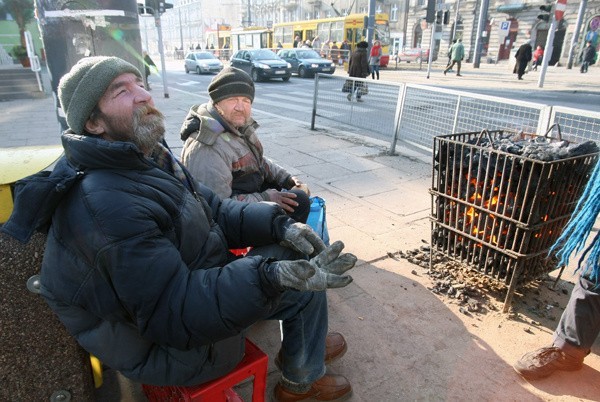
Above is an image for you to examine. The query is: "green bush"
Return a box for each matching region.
[10,45,27,59]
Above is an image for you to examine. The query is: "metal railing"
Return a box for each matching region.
[311,74,600,153]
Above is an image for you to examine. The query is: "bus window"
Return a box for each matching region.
[283,26,292,45]
[274,26,283,43]
[331,21,343,43]
[317,22,330,42]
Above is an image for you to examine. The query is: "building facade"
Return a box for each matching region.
[142,0,600,65]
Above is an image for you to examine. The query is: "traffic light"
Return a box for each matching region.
[158,1,173,13]
[443,10,450,25]
[435,10,443,25]
[425,0,435,23]
[142,0,155,15]
[538,5,552,22]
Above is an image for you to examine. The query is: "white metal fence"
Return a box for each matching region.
[311,74,600,153]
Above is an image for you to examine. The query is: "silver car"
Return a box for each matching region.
[184,51,224,74]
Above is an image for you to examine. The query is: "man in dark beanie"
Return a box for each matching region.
[2,56,356,401]
[180,66,312,223]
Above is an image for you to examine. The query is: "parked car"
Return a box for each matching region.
[395,48,430,63]
[184,51,224,74]
[277,48,336,78]
[230,49,292,82]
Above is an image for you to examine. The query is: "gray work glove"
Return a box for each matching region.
[280,222,326,257]
[274,241,357,291]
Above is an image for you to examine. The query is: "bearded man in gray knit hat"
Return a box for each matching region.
[2,56,356,401]
[180,66,312,224]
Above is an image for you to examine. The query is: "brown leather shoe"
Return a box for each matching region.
[273,373,352,402]
[275,332,348,369]
[324,332,347,364]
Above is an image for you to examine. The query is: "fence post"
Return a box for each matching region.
[389,84,407,155]
[311,73,319,130]
[452,95,462,133]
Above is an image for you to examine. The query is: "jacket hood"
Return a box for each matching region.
[1,134,158,243]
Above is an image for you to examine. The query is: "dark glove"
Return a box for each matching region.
[280,222,326,257]
[273,241,357,291]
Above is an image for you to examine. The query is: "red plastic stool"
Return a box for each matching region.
[142,339,268,402]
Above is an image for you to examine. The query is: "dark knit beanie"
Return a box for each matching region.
[208,66,255,104]
[58,56,142,134]
[357,41,369,49]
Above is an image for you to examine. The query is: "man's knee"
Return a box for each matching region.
[289,189,310,223]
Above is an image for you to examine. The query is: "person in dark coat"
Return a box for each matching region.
[581,41,597,73]
[143,51,156,90]
[346,41,370,102]
[514,41,532,80]
[1,56,357,401]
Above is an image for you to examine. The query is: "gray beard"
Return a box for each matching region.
[132,106,165,154]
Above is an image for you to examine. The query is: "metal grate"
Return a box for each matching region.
[314,75,402,143]
[430,129,599,311]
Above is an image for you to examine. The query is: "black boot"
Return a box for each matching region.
[371,72,375,79]
[376,71,379,80]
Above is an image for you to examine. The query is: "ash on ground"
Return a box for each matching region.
[389,245,569,320]
[389,245,502,317]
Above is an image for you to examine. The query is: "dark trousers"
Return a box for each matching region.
[444,60,461,75]
[553,275,600,360]
[581,61,590,73]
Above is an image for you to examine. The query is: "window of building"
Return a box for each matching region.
[391,3,398,21]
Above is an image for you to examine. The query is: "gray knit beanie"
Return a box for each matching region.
[58,56,142,134]
[208,66,255,104]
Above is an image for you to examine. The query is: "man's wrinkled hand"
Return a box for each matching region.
[274,241,357,291]
[280,222,326,257]
[265,189,298,213]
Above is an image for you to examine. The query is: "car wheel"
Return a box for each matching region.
[196,66,201,75]
[282,75,290,82]
[298,66,307,78]
[251,69,260,82]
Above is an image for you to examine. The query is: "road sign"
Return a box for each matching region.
[498,20,511,39]
[555,0,567,21]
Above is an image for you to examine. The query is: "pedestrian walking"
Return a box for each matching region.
[514,41,532,80]
[532,45,544,71]
[143,51,156,90]
[346,41,370,102]
[446,39,457,72]
[330,41,340,65]
[340,40,351,63]
[369,40,382,80]
[581,41,597,73]
[443,39,464,76]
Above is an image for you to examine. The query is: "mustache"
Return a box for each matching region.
[135,105,165,120]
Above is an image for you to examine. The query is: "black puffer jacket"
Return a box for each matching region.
[2,133,292,386]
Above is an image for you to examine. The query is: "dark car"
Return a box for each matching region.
[230,49,292,82]
[277,49,336,78]
[184,51,224,74]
